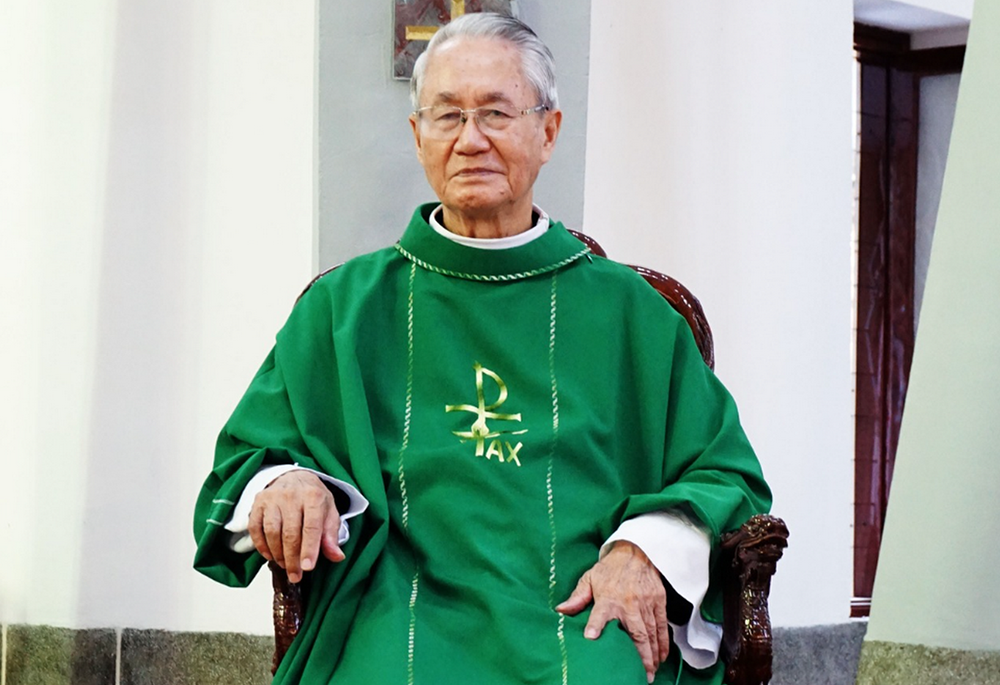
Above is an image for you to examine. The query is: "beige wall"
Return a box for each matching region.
[865,0,1000,650]
[0,0,315,633]
[584,1,856,626]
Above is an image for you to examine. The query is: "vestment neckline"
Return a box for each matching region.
[395,204,590,282]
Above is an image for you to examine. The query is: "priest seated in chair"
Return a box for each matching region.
[194,12,770,685]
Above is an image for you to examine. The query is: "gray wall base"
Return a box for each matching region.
[771,622,868,685]
[2,622,866,684]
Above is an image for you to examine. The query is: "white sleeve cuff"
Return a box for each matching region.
[601,510,721,670]
[224,464,369,554]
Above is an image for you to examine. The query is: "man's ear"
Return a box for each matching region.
[539,108,562,164]
[409,114,424,164]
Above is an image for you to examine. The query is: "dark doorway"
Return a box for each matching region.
[852,23,964,618]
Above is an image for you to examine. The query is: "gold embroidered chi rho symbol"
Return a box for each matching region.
[445,362,527,466]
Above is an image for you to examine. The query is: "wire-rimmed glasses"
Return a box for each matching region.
[414,104,549,139]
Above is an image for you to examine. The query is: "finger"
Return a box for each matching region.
[248,502,273,561]
[321,532,345,563]
[320,506,345,562]
[262,505,285,568]
[281,507,304,583]
[583,600,616,641]
[555,575,593,615]
[641,602,661,671]
[655,592,670,663]
[623,617,655,680]
[299,499,326,572]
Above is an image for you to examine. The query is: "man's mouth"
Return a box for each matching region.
[455,167,499,177]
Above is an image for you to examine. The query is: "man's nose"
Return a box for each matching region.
[454,113,491,152]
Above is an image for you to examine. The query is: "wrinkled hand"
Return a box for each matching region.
[248,470,344,583]
[555,541,668,684]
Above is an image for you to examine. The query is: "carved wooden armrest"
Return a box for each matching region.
[269,561,303,676]
[719,514,789,685]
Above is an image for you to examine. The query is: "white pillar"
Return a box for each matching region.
[584,1,856,626]
[0,0,315,633]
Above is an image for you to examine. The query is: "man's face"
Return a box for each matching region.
[409,37,561,227]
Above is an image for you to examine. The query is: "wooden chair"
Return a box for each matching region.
[268,232,789,685]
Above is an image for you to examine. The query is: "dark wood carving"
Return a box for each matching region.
[720,515,790,685]
[269,560,303,675]
[566,229,607,258]
[269,231,785,681]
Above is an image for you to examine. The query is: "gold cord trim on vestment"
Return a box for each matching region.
[393,244,590,282]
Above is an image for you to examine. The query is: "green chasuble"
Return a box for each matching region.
[194,204,770,685]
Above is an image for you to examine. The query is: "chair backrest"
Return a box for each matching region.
[270,230,787,683]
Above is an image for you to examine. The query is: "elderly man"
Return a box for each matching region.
[194,12,769,685]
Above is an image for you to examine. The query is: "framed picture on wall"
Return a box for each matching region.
[393,0,515,79]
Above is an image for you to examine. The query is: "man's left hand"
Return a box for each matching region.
[555,540,669,684]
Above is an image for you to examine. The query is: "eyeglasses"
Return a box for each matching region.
[414,104,549,139]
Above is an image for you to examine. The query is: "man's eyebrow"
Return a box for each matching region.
[430,91,517,106]
[477,91,517,106]
[427,92,456,106]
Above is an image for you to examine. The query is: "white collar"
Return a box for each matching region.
[429,204,550,250]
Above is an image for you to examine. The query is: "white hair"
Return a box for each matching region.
[409,12,559,111]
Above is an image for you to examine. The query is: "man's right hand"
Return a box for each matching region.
[248,470,345,583]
